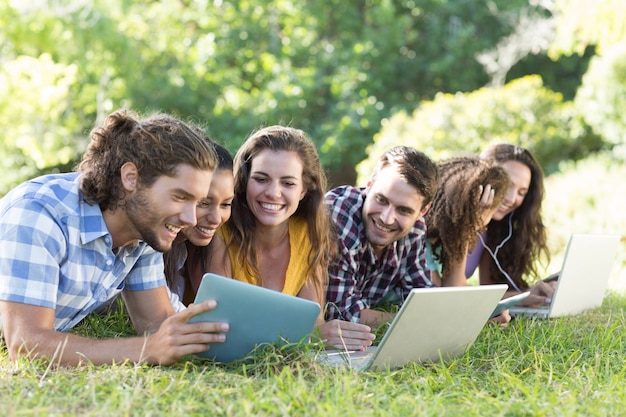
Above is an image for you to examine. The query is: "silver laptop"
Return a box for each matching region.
[509,233,620,319]
[188,273,320,363]
[319,284,507,371]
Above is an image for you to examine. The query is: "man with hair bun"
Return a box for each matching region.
[0,109,229,366]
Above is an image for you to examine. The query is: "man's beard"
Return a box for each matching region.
[125,188,172,252]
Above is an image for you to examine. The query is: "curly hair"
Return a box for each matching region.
[78,109,217,211]
[225,125,336,304]
[425,156,510,279]
[480,143,550,289]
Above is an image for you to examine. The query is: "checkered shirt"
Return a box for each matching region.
[324,185,432,322]
[0,173,173,332]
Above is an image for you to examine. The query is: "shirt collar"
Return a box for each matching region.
[79,194,110,244]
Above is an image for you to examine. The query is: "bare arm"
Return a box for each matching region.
[434,257,469,287]
[122,286,175,334]
[297,280,323,306]
[0,298,228,367]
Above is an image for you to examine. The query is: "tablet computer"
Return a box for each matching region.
[188,273,320,363]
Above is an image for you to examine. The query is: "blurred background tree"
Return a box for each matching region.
[355,75,603,183]
[0,0,595,191]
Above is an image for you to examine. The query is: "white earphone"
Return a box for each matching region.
[476,212,523,292]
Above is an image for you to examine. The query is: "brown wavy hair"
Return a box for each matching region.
[425,157,510,278]
[480,143,550,289]
[225,125,335,304]
[78,109,216,211]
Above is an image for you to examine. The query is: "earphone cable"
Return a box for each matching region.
[477,212,523,292]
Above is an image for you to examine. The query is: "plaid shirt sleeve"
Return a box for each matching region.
[0,197,68,309]
[326,253,370,322]
[324,186,370,322]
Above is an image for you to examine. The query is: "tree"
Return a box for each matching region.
[356,75,603,183]
[575,43,626,154]
[0,0,600,192]
[0,54,83,195]
[548,0,626,156]
[550,0,626,57]
[476,0,555,86]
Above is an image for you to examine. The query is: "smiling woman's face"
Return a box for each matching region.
[491,160,531,221]
[245,149,306,229]
[183,168,234,246]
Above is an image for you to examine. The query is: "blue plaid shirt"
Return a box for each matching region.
[324,186,433,322]
[0,173,171,332]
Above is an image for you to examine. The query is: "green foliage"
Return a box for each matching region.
[0,53,84,195]
[74,297,136,339]
[356,75,604,183]
[0,0,575,191]
[550,0,626,57]
[508,45,594,101]
[542,153,626,291]
[575,43,626,153]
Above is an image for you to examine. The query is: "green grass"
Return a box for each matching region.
[3,295,626,416]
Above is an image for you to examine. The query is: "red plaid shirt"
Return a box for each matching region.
[324,186,433,322]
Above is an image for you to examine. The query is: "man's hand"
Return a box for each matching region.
[317,319,376,351]
[0,299,229,366]
[143,300,229,365]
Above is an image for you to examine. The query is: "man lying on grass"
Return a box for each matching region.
[0,109,229,366]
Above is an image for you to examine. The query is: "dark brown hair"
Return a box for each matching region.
[480,143,550,289]
[78,109,216,211]
[370,145,439,209]
[225,125,335,304]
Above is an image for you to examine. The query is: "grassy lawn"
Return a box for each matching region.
[2,294,626,417]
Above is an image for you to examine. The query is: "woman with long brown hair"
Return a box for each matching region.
[207,125,335,310]
[467,143,554,306]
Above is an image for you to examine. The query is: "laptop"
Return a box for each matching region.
[509,233,621,319]
[320,284,508,371]
[188,273,320,363]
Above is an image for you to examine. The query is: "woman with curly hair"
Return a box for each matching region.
[425,156,510,287]
[467,143,554,306]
